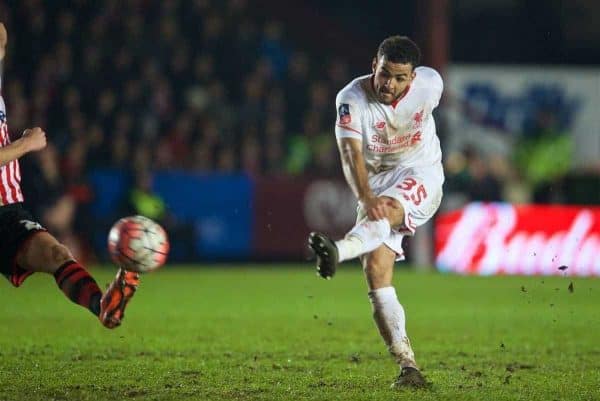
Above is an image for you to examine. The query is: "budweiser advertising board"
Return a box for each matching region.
[435,203,600,276]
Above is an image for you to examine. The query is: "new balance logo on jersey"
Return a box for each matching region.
[20,220,44,232]
[374,121,386,130]
[0,110,5,122]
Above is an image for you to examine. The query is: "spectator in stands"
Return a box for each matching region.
[445,146,503,203]
[3,1,357,177]
[515,108,573,203]
[122,170,166,224]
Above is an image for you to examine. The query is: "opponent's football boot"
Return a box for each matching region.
[308,232,339,279]
[99,268,140,329]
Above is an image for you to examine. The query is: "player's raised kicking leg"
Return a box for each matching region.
[12,224,139,329]
[308,213,392,279]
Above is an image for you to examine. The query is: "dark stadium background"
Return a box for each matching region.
[0,0,598,265]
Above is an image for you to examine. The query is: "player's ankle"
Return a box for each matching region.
[336,235,363,262]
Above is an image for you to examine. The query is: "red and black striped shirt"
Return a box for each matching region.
[0,95,24,206]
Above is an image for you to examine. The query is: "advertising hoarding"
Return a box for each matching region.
[435,203,600,276]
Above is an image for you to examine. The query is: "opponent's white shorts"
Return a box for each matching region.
[356,163,444,260]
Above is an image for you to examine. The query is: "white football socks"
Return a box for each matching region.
[335,218,391,262]
[368,286,417,369]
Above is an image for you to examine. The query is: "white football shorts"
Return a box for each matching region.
[356,163,444,260]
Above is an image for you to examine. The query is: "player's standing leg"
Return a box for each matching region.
[362,245,427,388]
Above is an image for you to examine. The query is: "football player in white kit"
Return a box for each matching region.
[308,36,444,388]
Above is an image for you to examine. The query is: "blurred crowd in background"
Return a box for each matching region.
[0,0,598,261]
[2,0,347,258]
[2,0,345,177]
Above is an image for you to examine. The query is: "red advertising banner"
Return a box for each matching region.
[435,203,600,276]
[253,177,356,259]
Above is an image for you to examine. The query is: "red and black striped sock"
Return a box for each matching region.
[53,261,102,316]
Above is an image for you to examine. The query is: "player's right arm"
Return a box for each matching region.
[0,128,47,166]
[337,137,372,201]
[335,89,388,220]
[337,138,388,220]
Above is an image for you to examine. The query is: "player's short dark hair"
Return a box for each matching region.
[376,36,421,68]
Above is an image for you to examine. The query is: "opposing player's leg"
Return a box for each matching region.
[15,225,139,329]
[15,231,103,317]
[362,245,427,389]
[99,268,140,329]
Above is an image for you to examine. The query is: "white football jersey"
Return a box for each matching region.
[335,66,443,174]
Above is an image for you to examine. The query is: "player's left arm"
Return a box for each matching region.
[0,22,6,65]
[0,23,7,90]
[424,67,444,110]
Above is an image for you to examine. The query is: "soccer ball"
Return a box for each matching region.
[107,215,169,273]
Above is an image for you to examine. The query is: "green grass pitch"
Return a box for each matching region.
[1,264,599,401]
